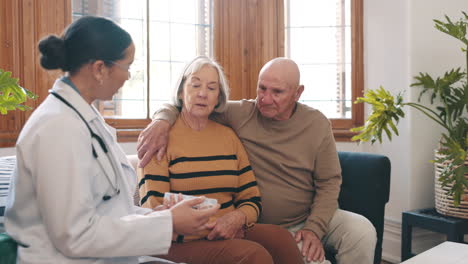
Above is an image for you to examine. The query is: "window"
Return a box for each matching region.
[284,0,363,137]
[0,0,361,147]
[72,0,362,140]
[72,0,213,121]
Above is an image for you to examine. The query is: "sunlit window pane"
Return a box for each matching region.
[148,0,213,116]
[285,0,351,119]
[72,0,147,118]
[72,0,213,119]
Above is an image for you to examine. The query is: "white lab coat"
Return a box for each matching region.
[5,79,173,264]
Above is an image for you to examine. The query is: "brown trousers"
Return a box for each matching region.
[156,224,304,264]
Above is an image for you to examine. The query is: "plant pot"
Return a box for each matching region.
[434,151,468,219]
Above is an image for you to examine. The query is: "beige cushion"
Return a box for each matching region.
[126,154,141,206]
[127,154,138,170]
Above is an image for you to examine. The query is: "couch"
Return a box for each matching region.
[334,151,391,264]
[0,151,390,264]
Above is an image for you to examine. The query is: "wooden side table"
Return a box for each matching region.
[401,208,468,261]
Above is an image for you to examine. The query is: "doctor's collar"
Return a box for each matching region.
[60,76,81,95]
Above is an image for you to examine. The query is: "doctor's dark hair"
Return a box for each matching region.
[38,16,132,74]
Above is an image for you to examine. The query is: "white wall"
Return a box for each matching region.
[338,0,467,262]
[407,1,465,210]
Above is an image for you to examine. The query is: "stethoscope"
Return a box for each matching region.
[50,90,121,201]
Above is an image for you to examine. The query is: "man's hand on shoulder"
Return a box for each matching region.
[137,119,170,167]
[295,229,325,263]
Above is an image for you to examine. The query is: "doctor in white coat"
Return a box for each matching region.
[5,16,218,264]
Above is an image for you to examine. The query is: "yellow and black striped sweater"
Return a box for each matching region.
[137,117,261,241]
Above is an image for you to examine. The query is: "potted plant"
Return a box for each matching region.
[351,12,468,215]
[0,69,37,115]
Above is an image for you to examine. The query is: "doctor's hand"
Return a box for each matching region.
[171,197,219,236]
[137,119,170,167]
[295,229,325,263]
[206,210,245,240]
[152,193,183,211]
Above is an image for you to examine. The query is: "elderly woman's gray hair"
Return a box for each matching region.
[172,56,230,113]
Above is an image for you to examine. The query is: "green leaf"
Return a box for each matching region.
[388,120,399,136]
[0,69,37,115]
[351,86,404,144]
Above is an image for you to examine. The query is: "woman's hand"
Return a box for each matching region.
[206,210,246,240]
[163,193,183,209]
[150,193,184,212]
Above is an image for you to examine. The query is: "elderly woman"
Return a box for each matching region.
[138,56,303,264]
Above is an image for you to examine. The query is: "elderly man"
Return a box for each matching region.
[138,58,377,264]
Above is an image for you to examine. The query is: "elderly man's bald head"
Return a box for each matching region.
[259,57,301,90]
[256,57,304,121]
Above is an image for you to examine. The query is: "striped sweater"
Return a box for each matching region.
[137,117,261,241]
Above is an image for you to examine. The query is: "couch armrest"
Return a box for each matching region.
[338,151,391,210]
[337,151,391,264]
